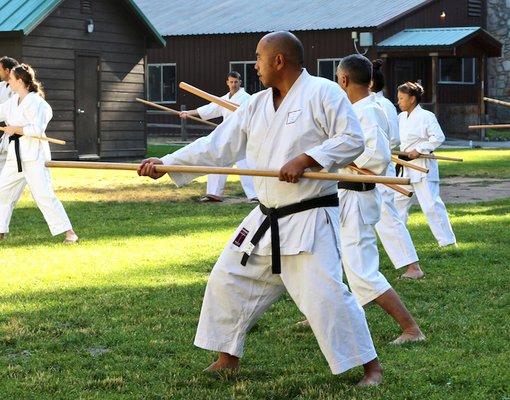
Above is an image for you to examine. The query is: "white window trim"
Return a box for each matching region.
[229,61,256,79]
[147,62,177,104]
[317,58,343,80]
[438,58,475,85]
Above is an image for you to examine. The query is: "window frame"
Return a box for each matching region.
[147,62,177,104]
[316,58,343,81]
[228,61,262,94]
[438,58,475,85]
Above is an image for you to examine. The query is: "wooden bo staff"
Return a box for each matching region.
[0,127,66,145]
[347,164,413,197]
[392,151,463,162]
[45,161,411,185]
[483,97,510,109]
[468,124,510,130]
[179,82,239,112]
[135,98,218,128]
[391,155,428,173]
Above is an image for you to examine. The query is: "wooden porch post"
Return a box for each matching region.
[430,52,439,117]
[479,56,486,141]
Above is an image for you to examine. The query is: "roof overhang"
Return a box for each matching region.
[377,27,502,58]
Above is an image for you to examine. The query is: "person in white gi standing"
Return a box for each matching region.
[0,57,19,172]
[335,55,425,344]
[395,82,456,247]
[139,32,383,386]
[0,63,78,243]
[371,60,424,279]
[180,71,257,202]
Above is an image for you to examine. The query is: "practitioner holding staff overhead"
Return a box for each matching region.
[395,82,456,248]
[0,63,78,243]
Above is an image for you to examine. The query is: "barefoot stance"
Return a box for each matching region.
[400,264,425,280]
[391,329,426,345]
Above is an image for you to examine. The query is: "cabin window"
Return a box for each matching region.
[467,0,482,17]
[229,61,263,94]
[148,63,176,103]
[439,58,475,84]
[317,59,343,81]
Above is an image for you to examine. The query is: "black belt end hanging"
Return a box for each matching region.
[8,134,22,172]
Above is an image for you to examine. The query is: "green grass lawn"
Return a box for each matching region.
[0,149,509,399]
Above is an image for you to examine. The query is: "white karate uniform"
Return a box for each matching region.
[197,88,256,199]
[338,94,392,306]
[394,105,456,246]
[0,92,72,236]
[0,81,13,171]
[161,70,377,374]
[373,91,419,269]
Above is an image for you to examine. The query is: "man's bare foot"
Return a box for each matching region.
[400,264,424,280]
[391,329,426,345]
[357,358,382,387]
[203,352,239,373]
[63,230,79,244]
[295,319,310,328]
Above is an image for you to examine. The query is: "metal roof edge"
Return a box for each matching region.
[124,0,166,47]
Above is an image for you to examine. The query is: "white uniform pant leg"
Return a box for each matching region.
[0,151,6,174]
[375,186,419,269]
[194,246,287,357]
[206,174,228,197]
[195,211,377,374]
[280,212,377,374]
[23,157,72,236]
[0,160,27,233]
[339,191,392,306]
[413,179,456,246]
[394,185,415,224]
[236,159,257,199]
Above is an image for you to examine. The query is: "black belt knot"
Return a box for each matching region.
[240,193,339,274]
[8,134,22,172]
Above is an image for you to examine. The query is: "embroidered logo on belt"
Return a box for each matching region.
[286,110,302,124]
[233,228,249,247]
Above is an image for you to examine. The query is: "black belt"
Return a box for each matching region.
[8,134,22,172]
[337,181,375,191]
[240,193,339,274]
[395,154,411,177]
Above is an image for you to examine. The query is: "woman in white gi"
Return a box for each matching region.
[371,60,424,279]
[394,82,456,247]
[180,71,257,202]
[332,55,425,344]
[0,56,19,172]
[0,63,78,243]
[140,32,383,386]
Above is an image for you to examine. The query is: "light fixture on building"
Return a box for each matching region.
[87,19,94,33]
[440,11,446,19]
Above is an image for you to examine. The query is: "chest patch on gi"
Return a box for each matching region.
[233,228,249,247]
[286,110,302,124]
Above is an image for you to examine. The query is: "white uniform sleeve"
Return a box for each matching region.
[305,87,365,170]
[21,99,53,138]
[196,102,223,121]
[0,98,8,123]
[416,112,445,154]
[161,101,249,186]
[353,114,391,175]
[384,102,400,150]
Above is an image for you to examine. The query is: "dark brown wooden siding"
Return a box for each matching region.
[22,0,148,159]
[377,0,486,106]
[147,29,379,136]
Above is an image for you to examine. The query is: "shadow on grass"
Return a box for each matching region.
[3,201,255,248]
